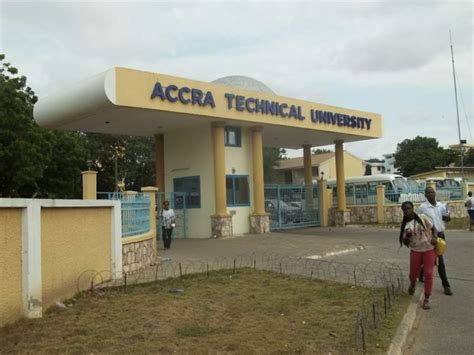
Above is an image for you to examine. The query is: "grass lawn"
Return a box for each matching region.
[0,269,410,354]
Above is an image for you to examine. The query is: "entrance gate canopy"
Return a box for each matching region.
[34,67,382,148]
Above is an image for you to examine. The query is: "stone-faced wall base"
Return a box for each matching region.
[122,238,156,273]
[334,210,351,226]
[211,215,233,238]
[328,201,466,226]
[249,214,270,234]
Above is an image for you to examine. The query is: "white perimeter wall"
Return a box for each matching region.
[165,123,254,238]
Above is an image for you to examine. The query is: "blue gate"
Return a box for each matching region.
[264,184,320,230]
[156,192,187,239]
[98,192,150,237]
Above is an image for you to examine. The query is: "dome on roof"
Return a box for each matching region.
[211,75,275,94]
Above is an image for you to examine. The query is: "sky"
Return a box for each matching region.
[1,0,472,160]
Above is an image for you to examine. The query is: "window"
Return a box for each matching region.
[368,182,378,194]
[224,127,242,147]
[173,176,201,208]
[226,175,250,206]
[383,182,394,192]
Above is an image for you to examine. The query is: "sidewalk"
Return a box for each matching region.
[159,226,474,354]
[402,230,474,354]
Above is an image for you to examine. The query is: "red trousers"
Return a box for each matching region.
[410,249,436,296]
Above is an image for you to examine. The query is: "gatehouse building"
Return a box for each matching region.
[34,67,382,238]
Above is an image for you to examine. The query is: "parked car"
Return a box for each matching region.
[287,200,318,210]
[265,199,302,224]
[288,201,302,209]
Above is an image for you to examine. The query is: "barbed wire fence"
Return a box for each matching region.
[77,254,407,353]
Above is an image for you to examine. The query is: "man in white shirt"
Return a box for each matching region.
[465,192,474,231]
[465,191,473,209]
[417,186,452,295]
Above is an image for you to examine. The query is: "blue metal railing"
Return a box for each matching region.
[332,189,377,206]
[437,187,463,201]
[336,187,464,206]
[98,192,150,237]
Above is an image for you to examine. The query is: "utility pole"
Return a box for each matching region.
[450,30,464,178]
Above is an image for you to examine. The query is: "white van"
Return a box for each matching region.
[425,177,463,200]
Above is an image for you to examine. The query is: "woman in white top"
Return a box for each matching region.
[400,201,438,310]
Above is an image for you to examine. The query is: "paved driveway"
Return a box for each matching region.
[164,226,408,266]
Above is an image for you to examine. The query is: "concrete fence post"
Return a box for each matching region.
[376,185,385,224]
[22,201,43,319]
[81,171,97,200]
[463,182,469,199]
[319,179,329,227]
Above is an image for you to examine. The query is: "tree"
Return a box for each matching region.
[0,54,157,197]
[0,54,54,197]
[312,148,332,155]
[85,133,155,192]
[463,149,474,167]
[119,135,155,191]
[442,148,473,168]
[38,131,88,198]
[263,147,286,183]
[0,54,92,198]
[394,136,452,176]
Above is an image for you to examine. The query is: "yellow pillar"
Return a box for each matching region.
[303,144,314,209]
[376,185,385,224]
[155,134,165,192]
[319,179,329,227]
[303,145,313,185]
[212,123,228,216]
[252,126,266,215]
[335,140,347,210]
[81,171,97,200]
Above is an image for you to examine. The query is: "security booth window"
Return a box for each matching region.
[224,127,242,147]
[226,175,249,206]
[173,176,201,208]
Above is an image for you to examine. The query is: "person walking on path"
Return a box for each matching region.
[417,186,453,295]
[160,200,176,250]
[464,191,474,231]
[400,201,438,310]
